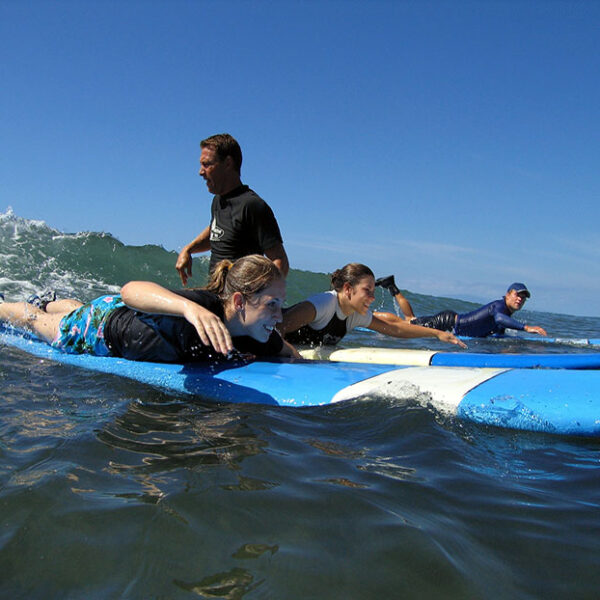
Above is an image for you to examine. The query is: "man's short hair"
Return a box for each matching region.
[201,133,243,174]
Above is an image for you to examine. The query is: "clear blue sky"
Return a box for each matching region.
[2,0,599,316]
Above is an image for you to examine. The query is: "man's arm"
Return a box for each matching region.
[264,243,289,277]
[493,311,547,337]
[175,225,211,286]
[245,196,288,275]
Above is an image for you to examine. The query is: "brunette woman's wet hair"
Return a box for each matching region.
[206,255,283,300]
[330,263,374,291]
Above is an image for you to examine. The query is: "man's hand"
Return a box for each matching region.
[524,325,548,336]
[176,249,193,286]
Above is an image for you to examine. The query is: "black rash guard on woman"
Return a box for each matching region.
[104,289,283,362]
[284,312,348,346]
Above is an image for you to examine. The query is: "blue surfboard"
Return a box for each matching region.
[0,324,391,407]
[2,325,600,437]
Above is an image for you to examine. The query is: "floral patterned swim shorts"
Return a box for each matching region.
[51,295,125,356]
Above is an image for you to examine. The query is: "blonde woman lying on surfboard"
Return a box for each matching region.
[0,255,298,362]
[280,263,466,348]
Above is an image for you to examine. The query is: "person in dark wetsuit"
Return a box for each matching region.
[376,278,547,338]
[0,255,298,362]
[280,263,466,348]
[175,133,289,284]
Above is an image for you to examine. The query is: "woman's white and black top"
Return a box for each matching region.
[284,290,373,346]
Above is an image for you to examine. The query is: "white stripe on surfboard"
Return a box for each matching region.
[299,346,437,366]
[331,366,507,411]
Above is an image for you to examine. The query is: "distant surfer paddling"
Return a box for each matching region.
[175,133,289,284]
[0,255,298,362]
[375,275,547,338]
[280,263,466,348]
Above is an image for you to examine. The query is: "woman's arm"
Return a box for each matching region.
[279,338,301,358]
[264,243,289,277]
[369,312,467,348]
[279,301,317,336]
[120,281,233,354]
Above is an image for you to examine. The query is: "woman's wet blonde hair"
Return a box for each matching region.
[206,254,283,300]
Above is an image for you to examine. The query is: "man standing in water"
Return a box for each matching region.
[376,278,547,338]
[176,133,289,285]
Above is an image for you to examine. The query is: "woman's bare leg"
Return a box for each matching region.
[393,291,416,320]
[0,302,67,343]
[45,299,83,314]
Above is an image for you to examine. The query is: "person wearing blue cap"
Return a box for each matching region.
[375,278,547,338]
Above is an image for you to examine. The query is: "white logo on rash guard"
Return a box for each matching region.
[209,218,224,241]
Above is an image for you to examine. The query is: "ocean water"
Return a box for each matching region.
[1,208,600,599]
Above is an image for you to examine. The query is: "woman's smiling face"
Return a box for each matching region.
[242,279,286,342]
[347,275,376,315]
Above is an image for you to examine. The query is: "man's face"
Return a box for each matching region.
[505,289,528,312]
[199,146,230,195]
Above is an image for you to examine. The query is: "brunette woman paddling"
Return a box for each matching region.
[281,263,466,348]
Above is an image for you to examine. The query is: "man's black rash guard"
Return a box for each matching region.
[208,185,283,273]
[104,289,283,362]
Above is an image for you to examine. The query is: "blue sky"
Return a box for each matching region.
[1,0,599,317]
